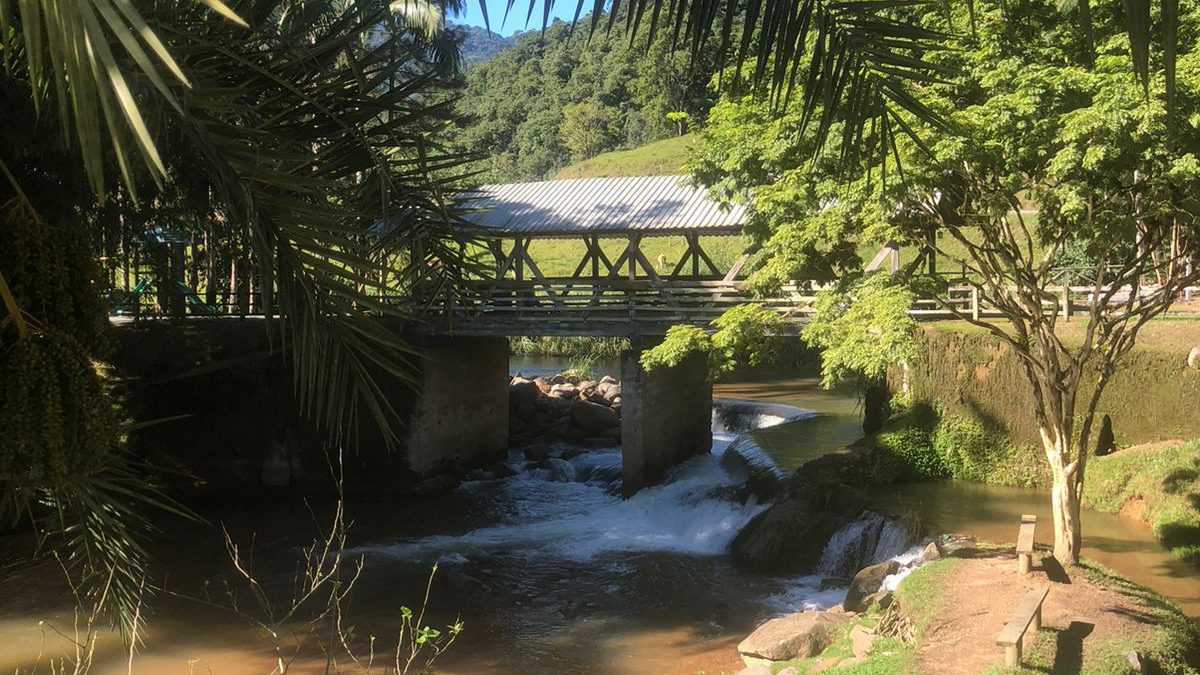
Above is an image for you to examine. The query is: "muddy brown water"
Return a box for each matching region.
[0,366,1195,674]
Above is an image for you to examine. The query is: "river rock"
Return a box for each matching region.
[533,376,550,393]
[486,461,518,478]
[571,400,619,434]
[737,610,850,665]
[522,442,554,461]
[843,560,900,613]
[539,395,572,417]
[550,374,566,385]
[939,533,977,556]
[735,666,772,675]
[510,376,540,400]
[513,398,536,420]
[1188,346,1200,370]
[849,624,876,658]
[730,483,867,573]
[917,540,942,564]
[535,457,576,482]
[600,375,617,385]
[549,383,578,399]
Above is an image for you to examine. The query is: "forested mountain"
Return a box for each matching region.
[451,23,514,66]
[453,17,722,183]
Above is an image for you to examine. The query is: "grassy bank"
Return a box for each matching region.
[758,551,1199,674]
[1085,440,1200,565]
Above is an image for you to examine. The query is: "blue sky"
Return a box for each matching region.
[450,0,587,35]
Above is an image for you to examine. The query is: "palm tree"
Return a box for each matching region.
[1,0,481,638]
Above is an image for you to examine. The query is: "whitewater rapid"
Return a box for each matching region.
[355,398,921,619]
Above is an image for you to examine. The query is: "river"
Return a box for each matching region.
[0,364,1194,674]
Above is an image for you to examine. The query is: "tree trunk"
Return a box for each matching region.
[1041,425,1082,565]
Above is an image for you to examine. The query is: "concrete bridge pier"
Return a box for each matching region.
[620,348,713,496]
[402,335,510,476]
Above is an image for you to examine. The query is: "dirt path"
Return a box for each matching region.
[914,550,1161,674]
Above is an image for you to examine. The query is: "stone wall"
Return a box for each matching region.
[620,349,713,495]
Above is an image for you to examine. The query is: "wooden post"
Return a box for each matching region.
[1061,284,1072,322]
[971,286,980,321]
[1031,604,1042,632]
[1005,642,1021,668]
[1018,553,1032,575]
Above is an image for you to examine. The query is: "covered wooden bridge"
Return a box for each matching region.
[420,175,811,336]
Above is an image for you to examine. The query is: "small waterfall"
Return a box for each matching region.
[712,398,817,434]
[816,512,914,578]
[712,398,816,498]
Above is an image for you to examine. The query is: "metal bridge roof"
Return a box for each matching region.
[462,175,746,237]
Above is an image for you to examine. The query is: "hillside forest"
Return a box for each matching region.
[453,16,725,182]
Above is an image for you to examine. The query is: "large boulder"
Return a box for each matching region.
[1188,345,1200,370]
[549,383,578,399]
[737,610,850,666]
[730,483,867,573]
[571,400,619,434]
[843,560,900,613]
[510,376,540,401]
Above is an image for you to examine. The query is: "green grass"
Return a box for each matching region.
[553,134,697,179]
[1085,440,1200,566]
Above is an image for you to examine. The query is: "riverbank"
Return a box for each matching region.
[735,542,1200,674]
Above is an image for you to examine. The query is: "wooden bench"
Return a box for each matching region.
[996,587,1050,667]
[1016,514,1037,574]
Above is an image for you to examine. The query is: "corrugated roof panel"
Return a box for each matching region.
[459,175,746,236]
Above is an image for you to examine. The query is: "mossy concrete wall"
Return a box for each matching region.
[892,325,1200,448]
[620,349,713,495]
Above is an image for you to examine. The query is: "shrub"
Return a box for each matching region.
[872,405,946,481]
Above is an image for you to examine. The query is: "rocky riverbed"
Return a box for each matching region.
[507,373,624,446]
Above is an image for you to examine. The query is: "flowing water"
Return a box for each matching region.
[0,365,1195,674]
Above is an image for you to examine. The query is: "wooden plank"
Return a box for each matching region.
[1016,515,1037,554]
[996,587,1049,647]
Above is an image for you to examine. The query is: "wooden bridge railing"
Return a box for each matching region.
[111,277,1199,334]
